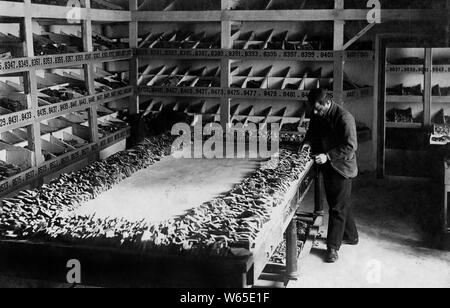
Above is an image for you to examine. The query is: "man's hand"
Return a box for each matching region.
[315,154,328,165]
[301,143,312,153]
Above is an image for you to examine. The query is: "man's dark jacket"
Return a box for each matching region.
[304,102,358,179]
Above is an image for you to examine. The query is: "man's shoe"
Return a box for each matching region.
[326,248,339,263]
[342,237,359,246]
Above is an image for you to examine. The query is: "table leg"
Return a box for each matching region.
[314,165,325,216]
[285,218,299,280]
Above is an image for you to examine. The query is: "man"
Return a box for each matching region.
[302,88,359,263]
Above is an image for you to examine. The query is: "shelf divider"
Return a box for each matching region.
[333,0,345,105]
[83,0,100,146]
[129,0,140,116]
[424,48,432,126]
[220,0,232,129]
[23,0,44,168]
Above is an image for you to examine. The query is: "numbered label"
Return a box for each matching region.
[0,50,132,73]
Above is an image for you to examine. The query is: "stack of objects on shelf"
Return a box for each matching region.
[139,64,220,88]
[0,31,126,57]
[431,123,450,145]
[0,33,22,59]
[139,30,221,50]
[0,69,130,174]
[232,28,331,51]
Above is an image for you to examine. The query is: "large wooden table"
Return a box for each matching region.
[0,154,316,288]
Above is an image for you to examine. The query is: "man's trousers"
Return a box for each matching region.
[321,163,359,250]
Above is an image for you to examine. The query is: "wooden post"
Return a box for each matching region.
[285,219,299,280]
[445,161,450,232]
[220,0,231,129]
[314,165,325,216]
[128,0,141,145]
[129,0,139,116]
[22,0,44,168]
[446,0,450,47]
[424,48,432,127]
[375,36,387,178]
[333,0,345,105]
[445,186,450,233]
[83,0,100,145]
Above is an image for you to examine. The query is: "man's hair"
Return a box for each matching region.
[307,88,333,106]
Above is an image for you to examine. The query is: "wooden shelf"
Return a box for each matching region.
[138,86,372,101]
[0,0,135,195]
[386,65,425,74]
[131,9,450,22]
[0,2,131,22]
[0,49,133,74]
[432,97,450,103]
[137,48,373,62]
[4,0,431,192]
[0,86,132,134]
[386,122,423,129]
[386,65,450,74]
[0,126,130,196]
[386,95,423,103]
[1,2,446,22]
[432,65,450,73]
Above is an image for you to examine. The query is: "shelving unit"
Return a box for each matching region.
[133,0,375,144]
[0,0,133,196]
[380,45,450,177]
[1,0,448,192]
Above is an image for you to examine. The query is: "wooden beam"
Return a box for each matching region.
[1,3,447,23]
[129,0,139,116]
[380,9,450,22]
[333,0,345,105]
[343,23,376,50]
[220,0,231,129]
[223,9,351,21]
[90,9,132,22]
[447,1,450,47]
[23,0,44,167]
[83,0,100,144]
[132,11,222,22]
[0,1,130,21]
[424,48,432,126]
[375,35,387,178]
[224,9,450,22]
